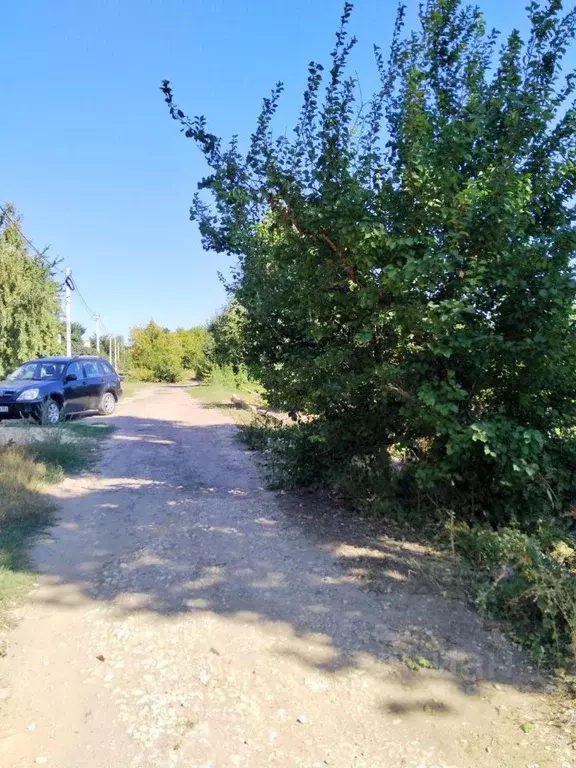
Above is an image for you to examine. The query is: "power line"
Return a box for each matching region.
[73,279,98,320]
[0,203,67,277]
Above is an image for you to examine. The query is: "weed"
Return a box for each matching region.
[25,430,97,481]
[240,422,271,451]
[456,524,576,668]
[402,655,437,671]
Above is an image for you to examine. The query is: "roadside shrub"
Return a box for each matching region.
[129,321,183,383]
[239,412,282,451]
[125,367,156,383]
[173,326,211,372]
[150,361,183,383]
[201,362,257,391]
[203,363,237,388]
[456,524,576,668]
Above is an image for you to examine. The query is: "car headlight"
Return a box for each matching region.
[17,388,40,401]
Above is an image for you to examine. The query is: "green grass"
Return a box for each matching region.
[188,384,261,425]
[24,424,114,482]
[60,421,116,441]
[0,513,51,637]
[0,422,113,641]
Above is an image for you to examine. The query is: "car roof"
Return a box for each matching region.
[30,357,69,364]
[31,356,104,364]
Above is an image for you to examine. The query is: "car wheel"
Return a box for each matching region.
[98,391,116,416]
[40,399,61,426]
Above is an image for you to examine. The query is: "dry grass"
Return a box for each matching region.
[0,445,48,524]
[0,445,53,637]
[0,424,113,638]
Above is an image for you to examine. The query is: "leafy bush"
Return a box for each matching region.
[125,366,156,383]
[173,326,212,373]
[207,301,247,371]
[240,419,272,452]
[456,524,576,668]
[201,361,257,391]
[128,321,184,383]
[202,363,237,388]
[151,361,183,383]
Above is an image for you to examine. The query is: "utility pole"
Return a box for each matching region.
[109,336,112,365]
[65,267,72,357]
[95,314,100,353]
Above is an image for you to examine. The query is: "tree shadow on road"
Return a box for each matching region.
[23,406,558,734]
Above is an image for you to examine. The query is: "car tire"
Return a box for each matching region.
[40,398,61,426]
[98,391,116,416]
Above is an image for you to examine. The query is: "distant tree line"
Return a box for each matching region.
[126,303,245,385]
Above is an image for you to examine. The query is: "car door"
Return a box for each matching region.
[98,359,120,398]
[62,361,88,414]
[82,360,105,410]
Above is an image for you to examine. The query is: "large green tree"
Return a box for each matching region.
[0,205,61,377]
[129,321,183,382]
[164,0,576,526]
[173,326,212,372]
[207,300,247,372]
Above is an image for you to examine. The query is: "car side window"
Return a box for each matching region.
[65,362,83,380]
[83,361,100,378]
[96,360,110,376]
[100,360,115,374]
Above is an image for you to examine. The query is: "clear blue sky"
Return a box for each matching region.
[0,0,559,339]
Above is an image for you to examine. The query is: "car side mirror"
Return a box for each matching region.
[65,373,78,383]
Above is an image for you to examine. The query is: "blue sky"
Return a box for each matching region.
[0,0,563,339]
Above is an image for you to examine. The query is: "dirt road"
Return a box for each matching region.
[0,387,573,767]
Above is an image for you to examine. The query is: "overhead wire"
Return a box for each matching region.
[0,203,67,277]
[72,279,98,320]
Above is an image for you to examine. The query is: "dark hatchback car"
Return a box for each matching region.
[0,356,122,425]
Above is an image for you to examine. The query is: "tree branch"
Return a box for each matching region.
[268,195,358,283]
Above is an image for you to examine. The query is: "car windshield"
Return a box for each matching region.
[7,362,65,381]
